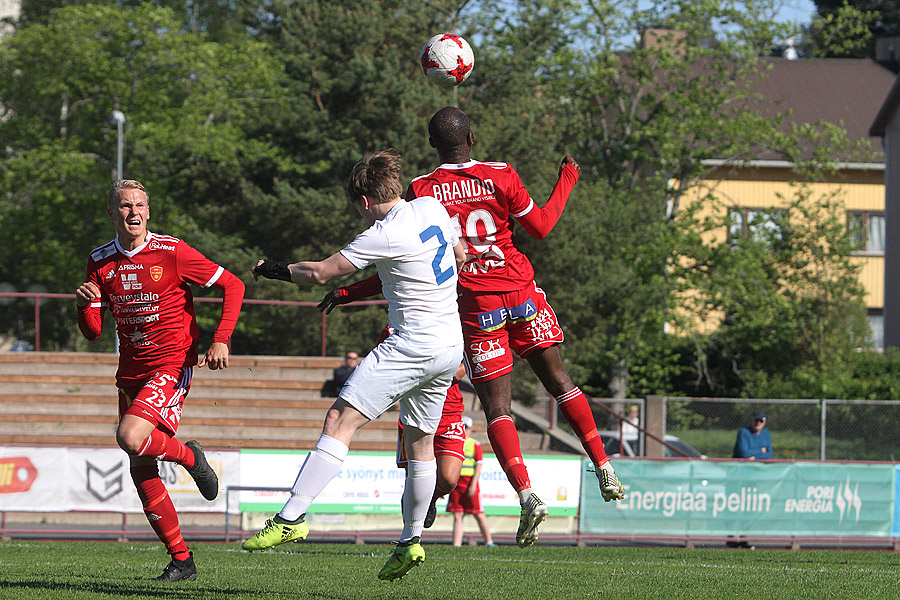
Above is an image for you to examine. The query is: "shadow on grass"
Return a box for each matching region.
[0,577,347,599]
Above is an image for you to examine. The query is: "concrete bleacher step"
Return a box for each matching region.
[0,375,328,400]
[0,352,414,452]
[0,353,340,382]
[0,352,552,456]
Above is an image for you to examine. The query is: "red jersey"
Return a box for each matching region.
[78,232,243,381]
[406,160,536,293]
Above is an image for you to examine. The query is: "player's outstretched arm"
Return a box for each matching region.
[253,252,357,286]
[318,273,383,314]
[517,155,581,239]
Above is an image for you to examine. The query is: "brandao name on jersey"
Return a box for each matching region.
[340,196,462,349]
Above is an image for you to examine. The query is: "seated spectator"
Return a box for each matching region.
[332,351,359,389]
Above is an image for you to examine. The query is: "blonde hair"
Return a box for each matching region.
[107,179,148,209]
[346,149,403,204]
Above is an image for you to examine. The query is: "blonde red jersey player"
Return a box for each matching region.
[78,232,244,382]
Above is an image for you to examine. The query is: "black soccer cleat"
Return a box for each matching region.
[185,440,219,501]
[152,553,197,582]
[423,499,437,529]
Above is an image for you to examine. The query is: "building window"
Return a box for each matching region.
[848,211,885,254]
[867,310,884,350]
[728,208,786,244]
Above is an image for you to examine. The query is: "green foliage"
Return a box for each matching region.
[673,181,869,398]
[805,0,896,58]
[0,3,283,279]
[0,0,876,401]
[805,1,880,58]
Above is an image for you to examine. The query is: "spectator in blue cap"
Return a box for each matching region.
[732,410,772,459]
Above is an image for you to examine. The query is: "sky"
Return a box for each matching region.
[776,0,818,24]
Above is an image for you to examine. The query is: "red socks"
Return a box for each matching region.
[137,429,195,468]
[487,416,532,492]
[556,388,608,467]
[131,463,190,561]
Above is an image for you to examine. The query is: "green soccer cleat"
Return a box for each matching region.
[241,515,309,551]
[515,493,548,548]
[377,538,425,581]
[598,466,626,502]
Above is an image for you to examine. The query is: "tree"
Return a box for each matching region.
[812,0,897,39]
[1,0,872,402]
[802,1,881,58]
[0,4,283,349]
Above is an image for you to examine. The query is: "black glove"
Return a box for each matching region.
[252,259,292,282]
[317,288,350,315]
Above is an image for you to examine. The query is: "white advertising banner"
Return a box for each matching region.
[0,446,240,513]
[238,450,582,516]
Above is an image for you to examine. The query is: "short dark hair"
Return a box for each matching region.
[428,106,471,150]
[346,149,403,204]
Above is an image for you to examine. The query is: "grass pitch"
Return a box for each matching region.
[0,540,898,600]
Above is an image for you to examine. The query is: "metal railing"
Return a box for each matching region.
[0,292,386,355]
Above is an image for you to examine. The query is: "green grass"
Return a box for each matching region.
[1,540,899,600]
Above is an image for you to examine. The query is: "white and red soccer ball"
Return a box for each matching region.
[420,33,474,88]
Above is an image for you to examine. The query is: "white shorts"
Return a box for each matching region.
[339,336,464,434]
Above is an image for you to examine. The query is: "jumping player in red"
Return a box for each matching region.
[76,179,244,582]
[408,107,625,546]
[318,107,625,547]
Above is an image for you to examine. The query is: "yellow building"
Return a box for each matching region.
[691,56,895,347]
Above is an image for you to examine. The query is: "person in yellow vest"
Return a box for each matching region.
[447,416,494,547]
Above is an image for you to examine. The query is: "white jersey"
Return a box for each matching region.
[341,196,463,349]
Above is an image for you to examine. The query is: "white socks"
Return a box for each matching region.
[399,459,437,543]
[279,435,349,522]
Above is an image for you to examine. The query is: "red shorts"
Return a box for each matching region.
[446,476,482,514]
[117,366,192,435]
[396,382,466,467]
[459,282,564,382]
[396,418,466,467]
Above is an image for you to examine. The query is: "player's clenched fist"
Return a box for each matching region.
[560,155,581,177]
[75,281,101,308]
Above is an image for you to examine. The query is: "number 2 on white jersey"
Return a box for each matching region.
[419,226,453,285]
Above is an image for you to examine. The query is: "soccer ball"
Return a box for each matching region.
[420,33,475,88]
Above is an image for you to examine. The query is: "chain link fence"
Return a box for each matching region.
[662,397,900,461]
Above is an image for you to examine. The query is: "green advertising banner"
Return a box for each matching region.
[581,460,895,538]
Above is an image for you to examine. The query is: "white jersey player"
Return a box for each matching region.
[242,149,465,583]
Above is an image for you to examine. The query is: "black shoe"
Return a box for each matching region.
[424,500,437,529]
[185,440,218,501]
[152,553,196,582]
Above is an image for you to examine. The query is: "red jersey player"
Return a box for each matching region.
[75,179,244,582]
[407,107,626,547]
[317,108,625,548]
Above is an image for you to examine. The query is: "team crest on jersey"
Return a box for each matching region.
[150,266,163,281]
